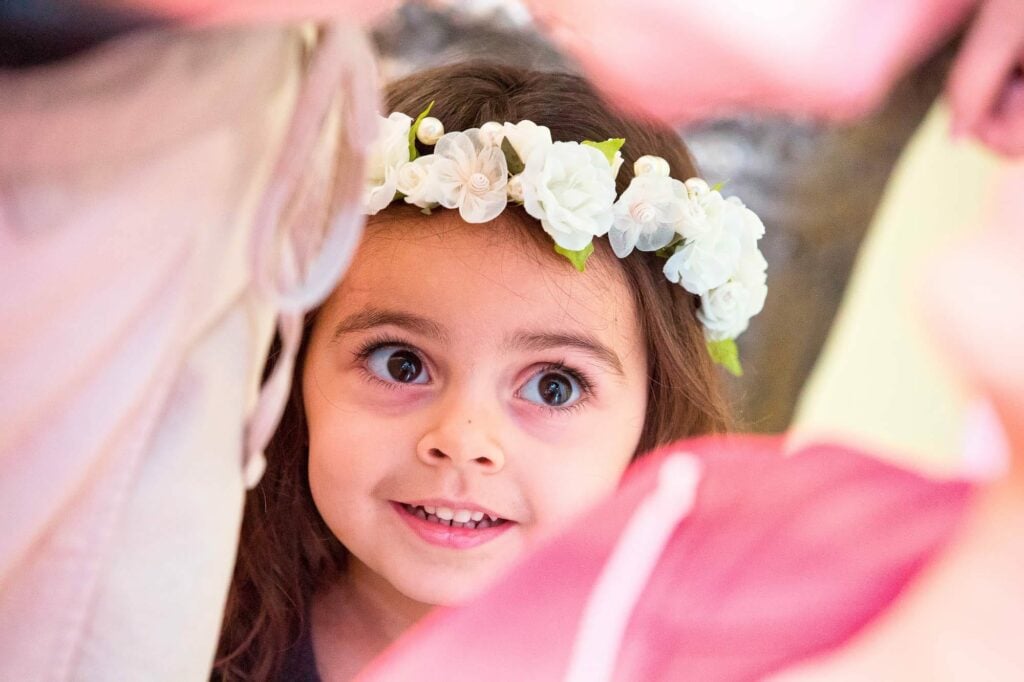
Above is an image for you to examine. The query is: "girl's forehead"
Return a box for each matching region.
[326,214,639,344]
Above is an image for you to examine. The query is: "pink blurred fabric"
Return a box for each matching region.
[359,436,973,682]
[97,0,401,26]
[0,24,375,681]
[524,0,978,124]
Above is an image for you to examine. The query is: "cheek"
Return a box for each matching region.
[307,435,363,529]
[511,378,647,444]
[522,426,641,532]
[304,373,395,526]
[523,453,630,541]
[524,388,647,528]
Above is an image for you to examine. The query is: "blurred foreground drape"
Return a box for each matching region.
[0,24,374,680]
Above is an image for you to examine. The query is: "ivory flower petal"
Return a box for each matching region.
[521,141,616,251]
[610,175,687,257]
[433,129,508,223]
[364,112,412,215]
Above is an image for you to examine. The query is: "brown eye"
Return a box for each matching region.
[387,350,422,383]
[521,370,580,408]
[367,347,429,384]
[539,373,572,405]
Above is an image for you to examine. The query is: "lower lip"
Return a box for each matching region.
[392,502,515,550]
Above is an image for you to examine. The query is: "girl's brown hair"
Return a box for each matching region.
[213,60,729,680]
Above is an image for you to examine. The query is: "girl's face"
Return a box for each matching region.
[303,214,648,607]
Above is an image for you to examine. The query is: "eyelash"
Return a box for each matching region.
[350,336,597,412]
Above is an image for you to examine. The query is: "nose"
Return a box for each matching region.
[415,396,506,474]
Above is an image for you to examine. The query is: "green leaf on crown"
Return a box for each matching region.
[554,242,594,272]
[707,339,743,377]
[582,138,625,165]
[408,100,436,160]
[655,238,684,258]
[710,180,728,192]
[501,137,525,175]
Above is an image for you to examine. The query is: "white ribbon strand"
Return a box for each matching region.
[563,453,703,682]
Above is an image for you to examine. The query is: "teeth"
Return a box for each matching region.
[404,503,507,529]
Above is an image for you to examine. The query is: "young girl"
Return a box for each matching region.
[213,60,766,680]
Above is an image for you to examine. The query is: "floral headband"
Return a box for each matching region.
[363,103,767,376]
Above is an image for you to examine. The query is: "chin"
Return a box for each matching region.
[393,569,500,607]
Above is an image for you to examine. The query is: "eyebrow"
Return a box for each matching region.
[331,308,450,343]
[506,331,625,376]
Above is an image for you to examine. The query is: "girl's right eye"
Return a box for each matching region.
[365,346,430,385]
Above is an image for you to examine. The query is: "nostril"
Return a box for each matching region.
[417,443,503,470]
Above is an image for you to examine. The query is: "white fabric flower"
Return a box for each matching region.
[680,190,765,244]
[395,155,440,209]
[521,141,617,251]
[663,223,743,296]
[502,120,552,164]
[433,129,509,223]
[726,195,766,240]
[735,243,768,316]
[697,282,754,341]
[676,188,728,241]
[667,188,769,340]
[365,112,412,215]
[609,175,687,257]
[698,246,767,341]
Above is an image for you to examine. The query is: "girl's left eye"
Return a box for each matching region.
[519,369,584,409]
[365,346,430,385]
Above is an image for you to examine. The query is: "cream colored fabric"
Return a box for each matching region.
[0,24,374,680]
[790,104,1002,473]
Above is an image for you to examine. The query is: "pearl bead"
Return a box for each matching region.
[416,116,445,145]
[634,154,670,177]
[685,177,710,196]
[507,173,524,202]
[479,121,504,147]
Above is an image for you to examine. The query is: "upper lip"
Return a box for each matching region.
[398,498,511,521]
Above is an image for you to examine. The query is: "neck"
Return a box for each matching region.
[312,559,434,681]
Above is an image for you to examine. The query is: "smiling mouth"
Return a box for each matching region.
[399,502,510,530]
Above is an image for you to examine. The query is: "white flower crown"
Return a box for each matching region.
[363,102,767,376]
